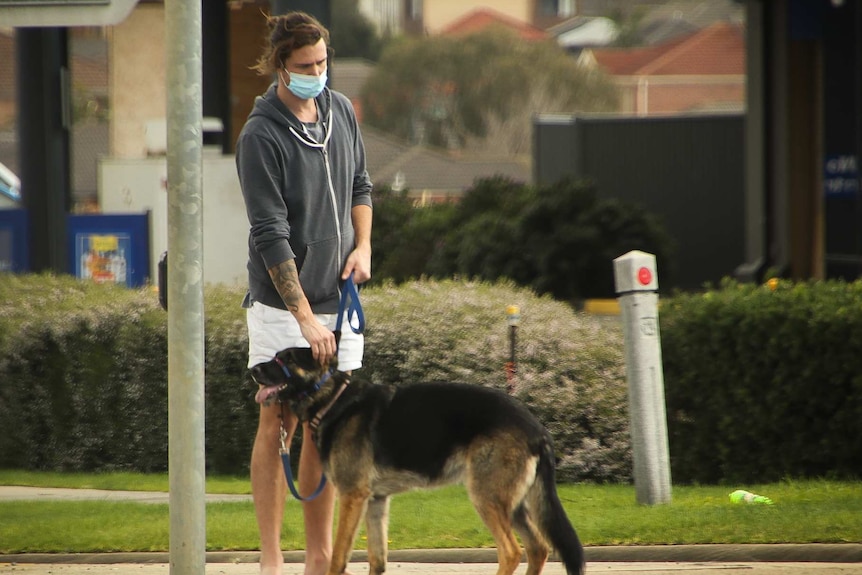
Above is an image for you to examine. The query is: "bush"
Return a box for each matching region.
[0,274,631,482]
[5,274,862,484]
[520,179,675,300]
[370,177,675,302]
[0,274,171,471]
[425,176,534,284]
[661,278,862,483]
[361,279,631,482]
[371,186,457,284]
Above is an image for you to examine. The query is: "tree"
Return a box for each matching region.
[520,178,675,300]
[607,5,648,47]
[370,177,675,302]
[330,0,384,61]
[370,186,457,284]
[360,28,620,155]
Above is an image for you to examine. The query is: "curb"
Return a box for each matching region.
[3,544,862,565]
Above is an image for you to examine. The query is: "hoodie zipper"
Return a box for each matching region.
[322,146,343,286]
[287,101,343,302]
[320,103,342,300]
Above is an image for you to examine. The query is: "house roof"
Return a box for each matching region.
[70,36,109,96]
[330,58,374,101]
[439,8,547,41]
[637,18,700,47]
[586,21,745,77]
[361,125,530,194]
[636,0,743,45]
[546,16,618,49]
[330,58,374,122]
[571,0,742,46]
[0,30,15,102]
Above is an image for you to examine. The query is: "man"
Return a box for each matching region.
[236,11,373,575]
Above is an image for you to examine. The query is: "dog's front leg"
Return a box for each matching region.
[365,495,391,575]
[329,488,370,575]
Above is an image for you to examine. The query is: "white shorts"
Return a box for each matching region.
[246,301,364,371]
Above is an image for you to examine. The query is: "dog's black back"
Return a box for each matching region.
[364,382,549,479]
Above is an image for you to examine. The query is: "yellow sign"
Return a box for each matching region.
[90,235,119,252]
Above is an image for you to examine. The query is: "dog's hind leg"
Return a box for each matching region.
[329,489,370,575]
[365,495,391,575]
[469,494,522,575]
[512,503,549,575]
[466,464,522,575]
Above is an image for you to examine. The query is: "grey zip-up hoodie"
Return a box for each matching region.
[236,83,372,313]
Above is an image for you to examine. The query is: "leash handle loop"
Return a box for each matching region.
[335,272,365,336]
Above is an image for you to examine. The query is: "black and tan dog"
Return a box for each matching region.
[251,348,585,575]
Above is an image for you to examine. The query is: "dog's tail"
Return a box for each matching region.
[531,441,585,575]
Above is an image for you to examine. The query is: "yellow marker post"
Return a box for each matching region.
[506,305,520,392]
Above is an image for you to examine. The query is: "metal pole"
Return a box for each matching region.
[16,27,70,273]
[165,1,206,573]
[613,251,672,506]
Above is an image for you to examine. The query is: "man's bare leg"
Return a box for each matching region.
[299,421,337,575]
[252,403,297,575]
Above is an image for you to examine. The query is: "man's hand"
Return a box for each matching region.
[342,244,371,284]
[344,204,372,283]
[298,318,337,366]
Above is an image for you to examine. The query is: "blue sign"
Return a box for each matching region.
[67,213,150,288]
[824,154,860,198]
[0,209,29,273]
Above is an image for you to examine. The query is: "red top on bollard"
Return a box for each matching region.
[638,267,653,286]
[613,250,659,293]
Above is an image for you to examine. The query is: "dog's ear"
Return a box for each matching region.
[276,347,317,371]
[275,346,338,372]
[295,346,338,371]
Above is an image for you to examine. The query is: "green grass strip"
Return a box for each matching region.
[1,477,860,553]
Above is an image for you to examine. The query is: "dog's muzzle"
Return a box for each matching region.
[255,383,287,405]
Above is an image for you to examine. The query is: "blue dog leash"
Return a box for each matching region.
[334,271,365,340]
[280,425,328,501]
[280,272,364,501]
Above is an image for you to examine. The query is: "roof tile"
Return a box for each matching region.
[590,22,744,76]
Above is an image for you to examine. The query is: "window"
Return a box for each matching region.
[539,0,575,18]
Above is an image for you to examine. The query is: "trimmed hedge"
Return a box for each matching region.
[0,274,631,482]
[360,280,631,482]
[661,278,862,484]
[0,275,175,471]
[5,273,860,484]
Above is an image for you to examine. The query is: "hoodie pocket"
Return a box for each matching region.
[298,236,340,305]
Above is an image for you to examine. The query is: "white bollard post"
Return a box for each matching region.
[613,250,672,505]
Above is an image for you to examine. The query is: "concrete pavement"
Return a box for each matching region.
[2,486,861,575]
[0,485,251,504]
[3,555,862,575]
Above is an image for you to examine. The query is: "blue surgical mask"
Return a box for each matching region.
[282,68,327,100]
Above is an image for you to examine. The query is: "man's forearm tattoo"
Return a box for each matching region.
[268,260,302,312]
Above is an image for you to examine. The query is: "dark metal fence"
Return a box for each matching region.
[534,113,745,290]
